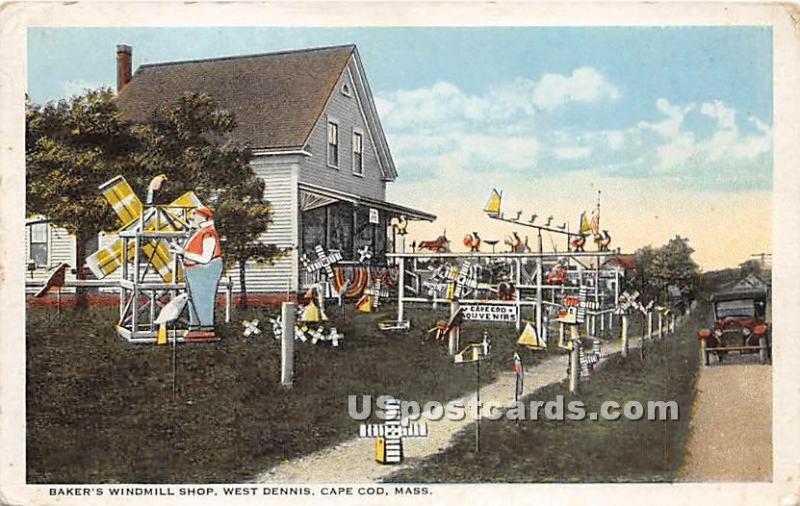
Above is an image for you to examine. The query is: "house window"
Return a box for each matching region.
[29,222,48,268]
[352,130,364,176]
[327,121,339,168]
[341,83,352,97]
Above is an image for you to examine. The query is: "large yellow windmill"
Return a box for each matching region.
[87,175,205,342]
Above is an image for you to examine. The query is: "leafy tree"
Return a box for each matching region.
[739,259,763,278]
[26,88,139,305]
[628,245,657,302]
[649,235,700,303]
[27,90,283,307]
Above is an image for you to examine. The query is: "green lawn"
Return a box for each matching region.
[387,308,702,483]
[27,301,559,483]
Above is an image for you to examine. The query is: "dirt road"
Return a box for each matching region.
[679,356,772,481]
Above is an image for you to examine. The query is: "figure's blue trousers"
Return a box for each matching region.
[184,258,223,329]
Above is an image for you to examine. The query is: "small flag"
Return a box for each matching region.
[513,352,524,399]
[579,211,591,235]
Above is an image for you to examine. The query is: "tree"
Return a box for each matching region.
[649,235,700,303]
[130,92,282,306]
[26,88,139,305]
[629,245,658,302]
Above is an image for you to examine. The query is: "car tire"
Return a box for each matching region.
[759,336,769,364]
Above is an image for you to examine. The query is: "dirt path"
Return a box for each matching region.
[678,356,772,481]
[255,335,636,483]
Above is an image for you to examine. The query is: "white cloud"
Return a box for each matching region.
[62,80,105,98]
[700,100,737,130]
[532,67,619,111]
[638,98,695,138]
[606,131,625,150]
[648,99,771,173]
[554,146,592,160]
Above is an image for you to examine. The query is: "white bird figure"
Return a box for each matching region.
[154,293,190,344]
[242,319,261,337]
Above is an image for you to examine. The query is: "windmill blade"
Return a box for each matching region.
[86,188,203,281]
[99,175,143,228]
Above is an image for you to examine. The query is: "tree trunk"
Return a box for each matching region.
[238,259,248,309]
[75,231,89,308]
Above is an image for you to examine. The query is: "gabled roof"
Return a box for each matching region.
[603,254,636,271]
[117,44,357,152]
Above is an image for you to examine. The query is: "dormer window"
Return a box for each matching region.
[327,119,339,168]
[341,82,352,97]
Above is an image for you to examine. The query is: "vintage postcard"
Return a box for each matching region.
[1,2,799,505]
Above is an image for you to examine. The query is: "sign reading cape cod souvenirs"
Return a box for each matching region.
[461,304,518,322]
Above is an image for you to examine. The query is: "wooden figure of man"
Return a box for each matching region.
[169,206,223,340]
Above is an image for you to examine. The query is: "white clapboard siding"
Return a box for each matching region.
[24,221,77,292]
[225,156,298,294]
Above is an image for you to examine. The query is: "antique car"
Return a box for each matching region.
[697,289,770,366]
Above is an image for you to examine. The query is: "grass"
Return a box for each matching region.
[387,308,702,483]
[27,301,558,484]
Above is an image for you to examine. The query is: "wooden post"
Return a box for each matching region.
[621,313,629,358]
[569,336,580,394]
[225,276,232,323]
[542,315,549,344]
[535,258,543,337]
[657,312,663,339]
[516,258,523,332]
[647,311,653,340]
[281,302,295,387]
[559,322,565,348]
[475,358,481,453]
[448,300,460,356]
[398,256,406,323]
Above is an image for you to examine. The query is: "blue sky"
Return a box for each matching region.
[27,27,773,268]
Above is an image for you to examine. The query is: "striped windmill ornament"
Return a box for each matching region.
[85,175,203,283]
[359,398,428,464]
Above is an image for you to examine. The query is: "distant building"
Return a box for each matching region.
[732,274,769,293]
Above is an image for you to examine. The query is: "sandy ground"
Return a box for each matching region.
[255,334,638,483]
[678,355,772,481]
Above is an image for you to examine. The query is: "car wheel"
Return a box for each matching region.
[759,336,769,364]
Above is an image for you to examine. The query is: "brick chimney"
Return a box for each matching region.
[116,44,132,92]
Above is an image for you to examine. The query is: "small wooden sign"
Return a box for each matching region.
[461,304,517,322]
